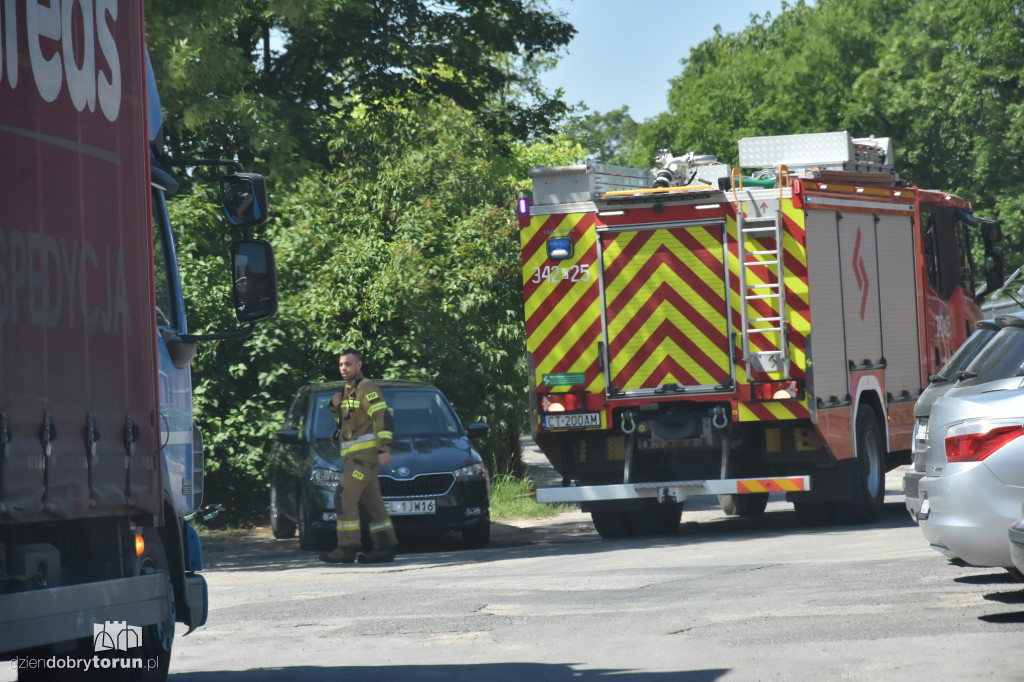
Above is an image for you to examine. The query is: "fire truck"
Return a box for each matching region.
[518,131,1003,537]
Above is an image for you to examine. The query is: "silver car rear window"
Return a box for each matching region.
[958,326,1024,386]
[935,326,998,379]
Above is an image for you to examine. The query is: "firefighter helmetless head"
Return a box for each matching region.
[338,349,363,382]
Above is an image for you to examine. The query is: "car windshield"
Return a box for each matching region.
[309,387,462,441]
[957,326,1024,386]
[933,325,998,380]
[386,388,462,436]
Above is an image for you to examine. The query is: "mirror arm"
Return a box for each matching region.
[179,322,257,343]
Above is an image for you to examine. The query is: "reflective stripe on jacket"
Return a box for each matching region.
[328,374,391,456]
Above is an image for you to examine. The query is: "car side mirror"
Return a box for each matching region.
[276,428,300,445]
[467,423,490,439]
[220,173,269,229]
[232,239,279,323]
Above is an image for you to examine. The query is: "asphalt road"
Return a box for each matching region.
[154,469,1024,682]
[4,450,1021,682]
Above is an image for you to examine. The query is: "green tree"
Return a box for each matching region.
[847,0,1024,256]
[146,0,575,182]
[630,0,913,168]
[277,97,528,472]
[168,95,564,521]
[148,2,581,523]
[566,106,643,166]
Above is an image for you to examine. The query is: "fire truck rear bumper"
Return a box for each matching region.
[536,476,811,504]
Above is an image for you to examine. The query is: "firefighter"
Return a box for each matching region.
[319,348,398,564]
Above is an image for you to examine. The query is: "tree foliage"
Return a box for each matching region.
[621,0,915,168]
[150,1,576,522]
[146,0,575,182]
[565,106,642,166]
[589,0,1024,262]
[846,0,1024,253]
[277,97,530,471]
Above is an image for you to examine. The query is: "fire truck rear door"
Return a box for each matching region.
[600,221,736,397]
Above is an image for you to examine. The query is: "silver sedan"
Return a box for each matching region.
[917,386,1024,568]
[905,320,999,521]
[915,315,1024,569]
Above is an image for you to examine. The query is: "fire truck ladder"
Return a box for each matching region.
[736,208,790,380]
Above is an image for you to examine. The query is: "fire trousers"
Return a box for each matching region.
[334,455,397,550]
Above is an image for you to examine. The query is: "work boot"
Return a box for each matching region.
[356,549,395,564]
[319,546,357,564]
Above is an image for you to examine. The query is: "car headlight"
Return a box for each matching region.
[454,462,488,481]
[311,467,343,484]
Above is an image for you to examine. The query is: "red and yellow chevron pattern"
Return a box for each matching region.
[520,197,811,423]
[603,225,732,391]
[522,212,604,393]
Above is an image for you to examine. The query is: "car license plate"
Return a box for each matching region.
[386,499,436,515]
[322,512,337,522]
[542,412,601,429]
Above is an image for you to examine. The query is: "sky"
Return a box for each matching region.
[539,0,791,121]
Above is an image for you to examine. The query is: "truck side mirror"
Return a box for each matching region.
[232,239,279,323]
[986,246,1006,295]
[220,173,269,229]
[981,220,1003,245]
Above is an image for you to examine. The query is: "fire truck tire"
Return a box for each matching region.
[792,499,833,525]
[718,493,769,517]
[592,501,683,538]
[718,449,769,516]
[627,502,683,536]
[833,407,885,524]
[591,509,632,538]
[650,501,684,534]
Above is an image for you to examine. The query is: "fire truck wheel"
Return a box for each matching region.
[718,493,769,517]
[651,501,684,534]
[834,407,885,524]
[792,499,834,526]
[591,509,632,538]
[628,502,683,536]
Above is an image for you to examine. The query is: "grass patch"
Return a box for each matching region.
[193,474,574,530]
[490,473,574,521]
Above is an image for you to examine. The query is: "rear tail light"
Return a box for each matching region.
[541,392,586,413]
[945,423,1024,462]
[751,380,804,401]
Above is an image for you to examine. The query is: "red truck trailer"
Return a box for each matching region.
[0,2,277,679]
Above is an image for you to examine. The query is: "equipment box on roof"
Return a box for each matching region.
[530,161,653,206]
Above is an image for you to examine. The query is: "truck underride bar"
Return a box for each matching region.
[536,476,811,505]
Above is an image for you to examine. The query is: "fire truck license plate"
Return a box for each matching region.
[386,499,436,515]
[542,412,601,429]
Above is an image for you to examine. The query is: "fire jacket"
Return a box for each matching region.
[328,373,392,458]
